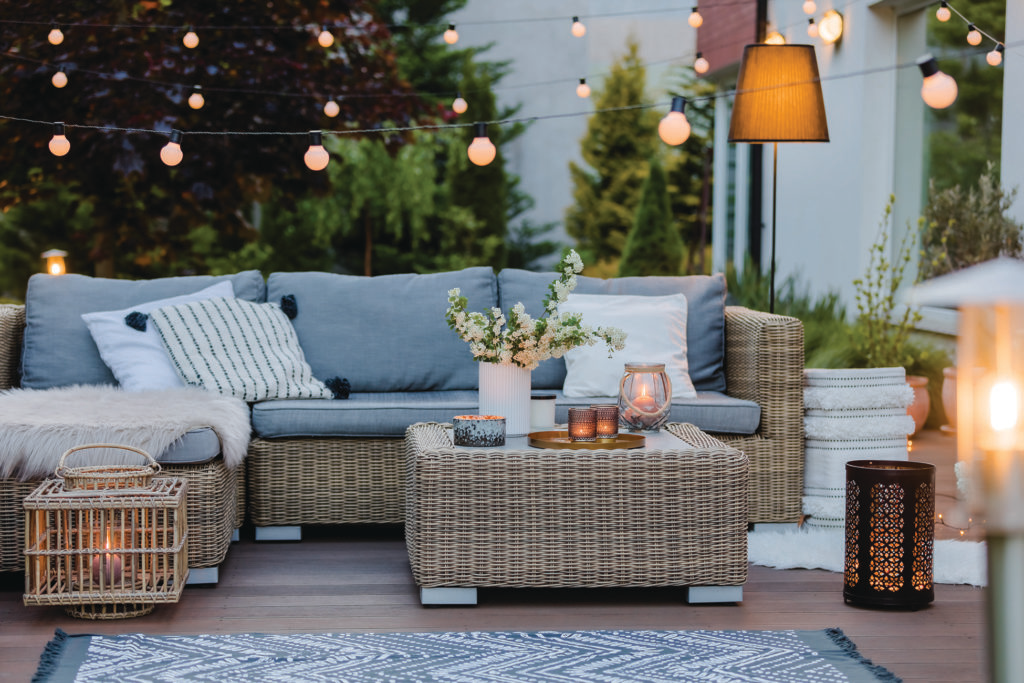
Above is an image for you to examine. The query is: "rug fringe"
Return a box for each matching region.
[824,627,903,682]
[32,629,69,683]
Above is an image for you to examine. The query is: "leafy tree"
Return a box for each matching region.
[566,38,659,269]
[0,1,425,280]
[619,158,682,276]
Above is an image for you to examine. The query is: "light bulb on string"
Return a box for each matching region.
[936,1,951,22]
[658,96,691,146]
[48,26,64,45]
[182,29,199,49]
[443,24,459,45]
[807,19,818,39]
[802,0,817,15]
[51,67,68,88]
[688,7,703,28]
[160,130,183,167]
[917,54,958,109]
[693,52,709,75]
[188,86,205,110]
[48,122,70,157]
[576,78,590,98]
[452,93,468,114]
[467,122,496,166]
[304,130,329,171]
[323,99,340,117]
[318,26,334,48]
[987,44,1004,67]
[764,31,786,45]
[966,24,982,46]
[571,16,586,37]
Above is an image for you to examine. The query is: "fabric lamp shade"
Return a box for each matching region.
[728,44,829,143]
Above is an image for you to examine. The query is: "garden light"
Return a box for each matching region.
[304,130,329,171]
[658,97,691,146]
[765,31,786,45]
[576,78,590,98]
[48,26,64,45]
[694,52,709,74]
[803,1,816,15]
[688,7,703,28]
[324,100,340,117]
[41,249,67,275]
[160,130,183,166]
[48,122,70,157]
[183,29,199,49]
[188,86,205,110]
[807,19,818,39]
[936,2,951,22]
[987,44,1004,67]
[967,24,982,46]
[317,27,334,48]
[443,24,458,45]
[452,93,468,114]
[467,122,496,166]
[52,68,68,88]
[917,55,957,109]
[571,16,586,38]
[819,10,843,44]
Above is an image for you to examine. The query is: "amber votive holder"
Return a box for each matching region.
[591,404,619,439]
[567,407,597,442]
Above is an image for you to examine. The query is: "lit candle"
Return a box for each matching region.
[91,534,122,585]
[632,382,658,413]
[567,407,597,442]
[592,404,619,439]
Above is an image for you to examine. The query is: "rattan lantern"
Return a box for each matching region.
[23,445,188,619]
[843,460,935,609]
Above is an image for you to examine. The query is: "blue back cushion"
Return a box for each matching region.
[21,271,266,389]
[497,269,727,392]
[267,267,497,392]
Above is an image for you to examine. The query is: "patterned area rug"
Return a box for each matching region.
[34,627,900,682]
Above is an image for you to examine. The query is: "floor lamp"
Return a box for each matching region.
[727,44,829,314]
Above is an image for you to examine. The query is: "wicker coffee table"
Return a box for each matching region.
[405,421,748,605]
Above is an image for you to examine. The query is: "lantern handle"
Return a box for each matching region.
[55,444,161,478]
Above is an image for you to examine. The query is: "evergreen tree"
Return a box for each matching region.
[619,158,683,277]
[565,39,659,269]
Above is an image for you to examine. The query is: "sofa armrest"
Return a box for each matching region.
[0,304,25,390]
[724,305,804,441]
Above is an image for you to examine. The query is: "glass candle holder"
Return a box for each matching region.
[567,407,597,442]
[591,404,619,439]
[618,362,672,431]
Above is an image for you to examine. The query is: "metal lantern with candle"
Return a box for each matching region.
[23,445,188,619]
[41,249,68,276]
[618,362,672,431]
[912,258,1024,681]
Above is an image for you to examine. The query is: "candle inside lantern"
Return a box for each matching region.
[592,404,619,439]
[567,407,597,442]
[632,382,658,413]
[91,535,122,585]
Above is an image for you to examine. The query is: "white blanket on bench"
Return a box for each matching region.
[0,385,250,480]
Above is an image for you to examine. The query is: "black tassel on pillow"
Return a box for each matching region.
[124,311,148,332]
[280,294,298,320]
[325,377,351,400]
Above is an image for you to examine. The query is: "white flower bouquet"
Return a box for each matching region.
[445,250,627,370]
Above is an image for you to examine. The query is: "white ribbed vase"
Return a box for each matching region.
[478,362,532,437]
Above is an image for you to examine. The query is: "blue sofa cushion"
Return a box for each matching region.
[159,427,222,465]
[553,391,760,436]
[251,391,480,439]
[21,271,266,389]
[497,269,727,392]
[266,268,497,392]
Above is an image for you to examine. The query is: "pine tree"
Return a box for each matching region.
[619,158,683,277]
[565,39,659,270]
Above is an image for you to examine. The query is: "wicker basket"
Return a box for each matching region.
[56,444,161,491]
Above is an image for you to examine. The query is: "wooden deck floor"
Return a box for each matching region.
[0,429,987,682]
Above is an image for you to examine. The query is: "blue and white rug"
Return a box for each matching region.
[34,627,899,682]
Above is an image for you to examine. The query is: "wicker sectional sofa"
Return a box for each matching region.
[0,266,804,573]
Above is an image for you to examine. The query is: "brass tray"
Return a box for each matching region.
[527,431,645,450]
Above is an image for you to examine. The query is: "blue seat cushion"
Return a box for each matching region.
[158,427,222,465]
[21,271,266,389]
[251,391,480,439]
[553,391,760,436]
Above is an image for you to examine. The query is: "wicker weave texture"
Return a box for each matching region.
[721,306,805,523]
[0,305,25,391]
[405,422,748,589]
[247,438,405,526]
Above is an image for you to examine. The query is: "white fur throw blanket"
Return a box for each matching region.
[0,385,250,480]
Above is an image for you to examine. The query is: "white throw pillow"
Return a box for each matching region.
[150,297,334,402]
[559,293,698,399]
[81,281,235,392]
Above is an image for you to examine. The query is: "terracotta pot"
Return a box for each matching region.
[906,375,930,436]
[941,366,957,432]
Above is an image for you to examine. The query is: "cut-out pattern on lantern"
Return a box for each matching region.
[912,482,935,591]
[844,479,860,587]
[869,483,905,592]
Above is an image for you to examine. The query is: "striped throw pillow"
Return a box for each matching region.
[150,297,333,402]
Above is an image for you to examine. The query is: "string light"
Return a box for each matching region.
[323,99,340,117]
[917,54,958,109]
[803,0,817,15]
[693,52,709,75]
[987,43,1004,67]
[658,96,690,146]
[160,130,183,166]
[182,28,199,49]
[807,19,818,39]
[467,122,496,166]
[688,6,703,28]
[571,16,586,38]
[51,67,67,89]
[452,93,468,114]
[48,122,70,157]
[764,31,786,45]
[47,25,64,45]
[188,85,205,110]
[966,23,982,46]
[936,1,951,22]
[317,26,334,48]
[443,23,458,45]
[304,130,329,171]
[819,9,843,44]
[576,78,590,98]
